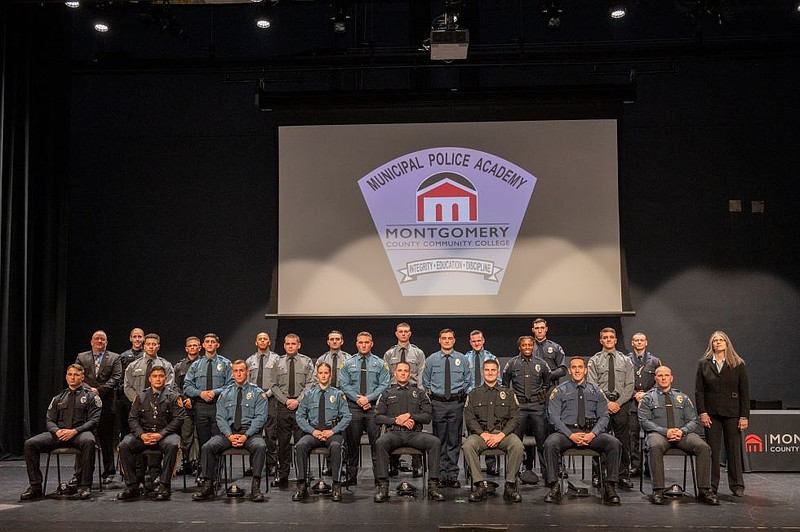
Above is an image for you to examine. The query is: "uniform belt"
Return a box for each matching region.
[430,392,464,403]
[567,420,596,430]
[388,426,419,432]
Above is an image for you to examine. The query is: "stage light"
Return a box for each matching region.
[256,18,271,29]
[608,1,627,19]
[542,0,562,29]
[94,22,109,33]
[65,2,80,8]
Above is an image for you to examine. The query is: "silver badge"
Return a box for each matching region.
[535,364,541,373]
[500,391,507,400]
[246,392,253,400]
[547,347,553,353]
[412,390,418,398]
[217,363,223,371]
[330,394,336,403]
[80,396,87,404]
[454,359,461,366]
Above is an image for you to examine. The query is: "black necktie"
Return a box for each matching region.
[474,352,482,388]
[359,357,368,395]
[486,387,496,432]
[146,357,153,379]
[577,384,586,427]
[288,357,296,397]
[205,358,214,390]
[331,353,338,388]
[607,353,616,394]
[535,342,545,360]
[65,390,76,429]
[233,387,243,432]
[400,347,407,363]
[257,354,265,389]
[664,392,676,429]
[318,390,327,428]
[444,355,452,400]
[523,357,533,400]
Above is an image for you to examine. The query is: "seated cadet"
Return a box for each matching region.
[21,364,102,501]
[638,366,719,505]
[292,363,351,502]
[373,361,446,503]
[462,358,524,503]
[543,356,622,504]
[193,359,268,502]
[117,365,185,501]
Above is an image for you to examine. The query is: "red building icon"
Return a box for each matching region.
[745,434,763,453]
[416,173,477,222]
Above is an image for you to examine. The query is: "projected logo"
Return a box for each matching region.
[358,147,537,296]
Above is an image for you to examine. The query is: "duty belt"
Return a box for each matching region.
[430,392,465,403]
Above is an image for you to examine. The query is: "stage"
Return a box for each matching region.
[1,454,798,532]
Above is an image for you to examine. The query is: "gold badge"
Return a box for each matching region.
[677,395,684,404]
[500,391,507,400]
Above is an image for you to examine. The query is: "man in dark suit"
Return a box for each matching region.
[75,330,122,484]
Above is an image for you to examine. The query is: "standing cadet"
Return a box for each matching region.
[74,330,122,484]
[117,327,145,439]
[182,333,233,451]
[316,330,351,477]
[117,365,185,501]
[246,331,281,478]
[464,330,499,476]
[339,331,391,485]
[587,327,635,489]
[422,328,470,488]
[463,358,524,503]
[532,318,567,387]
[543,357,622,505]
[21,364,101,501]
[193,360,268,502]
[383,322,426,478]
[627,332,662,477]
[373,361,445,503]
[173,336,202,475]
[502,335,550,485]
[268,333,315,488]
[292,363,351,502]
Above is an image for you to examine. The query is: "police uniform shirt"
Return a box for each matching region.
[464,383,520,436]
[383,344,426,387]
[124,355,175,403]
[627,350,663,393]
[296,384,351,434]
[182,353,233,400]
[339,353,391,403]
[535,339,567,383]
[547,380,610,436]
[268,353,315,404]
[129,387,185,437]
[46,387,102,434]
[316,350,352,389]
[246,350,281,396]
[638,387,701,437]
[216,382,268,437]
[502,353,551,407]
[119,348,144,373]
[421,350,470,398]
[464,348,498,392]
[587,350,635,404]
[173,355,199,392]
[374,383,432,428]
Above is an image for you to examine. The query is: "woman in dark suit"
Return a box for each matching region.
[695,330,749,497]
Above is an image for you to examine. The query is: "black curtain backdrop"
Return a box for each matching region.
[0,4,71,458]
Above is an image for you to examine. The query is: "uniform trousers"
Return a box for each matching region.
[294,433,345,483]
[462,433,523,484]
[430,399,464,480]
[199,434,267,482]
[543,432,621,486]
[593,407,631,481]
[194,401,221,449]
[646,432,711,490]
[180,408,199,463]
[516,406,548,478]
[344,403,380,480]
[705,415,744,492]
[24,431,96,488]
[374,430,440,480]
[275,401,304,480]
[96,398,117,478]
[264,397,278,475]
[118,433,181,487]
[629,402,644,470]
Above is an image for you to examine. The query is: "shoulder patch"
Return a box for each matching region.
[549,388,558,400]
[261,392,268,399]
[176,396,184,408]
[94,395,103,407]
[383,362,390,370]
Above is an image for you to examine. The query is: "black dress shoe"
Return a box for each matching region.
[502,482,522,503]
[270,477,289,488]
[117,486,142,500]
[519,470,539,485]
[153,483,171,501]
[77,487,92,500]
[651,490,664,505]
[543,483,562,504]
[603,483,621,505]
[192,480,216,501]
[700,489,720,505]
[20,486,43,501]
[618,477,634,490]
[468,481,488,502]
[731,487,744,497]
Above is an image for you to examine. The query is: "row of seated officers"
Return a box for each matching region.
[21,326,722,506]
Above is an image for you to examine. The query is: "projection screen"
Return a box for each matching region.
[277,119,621,316]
